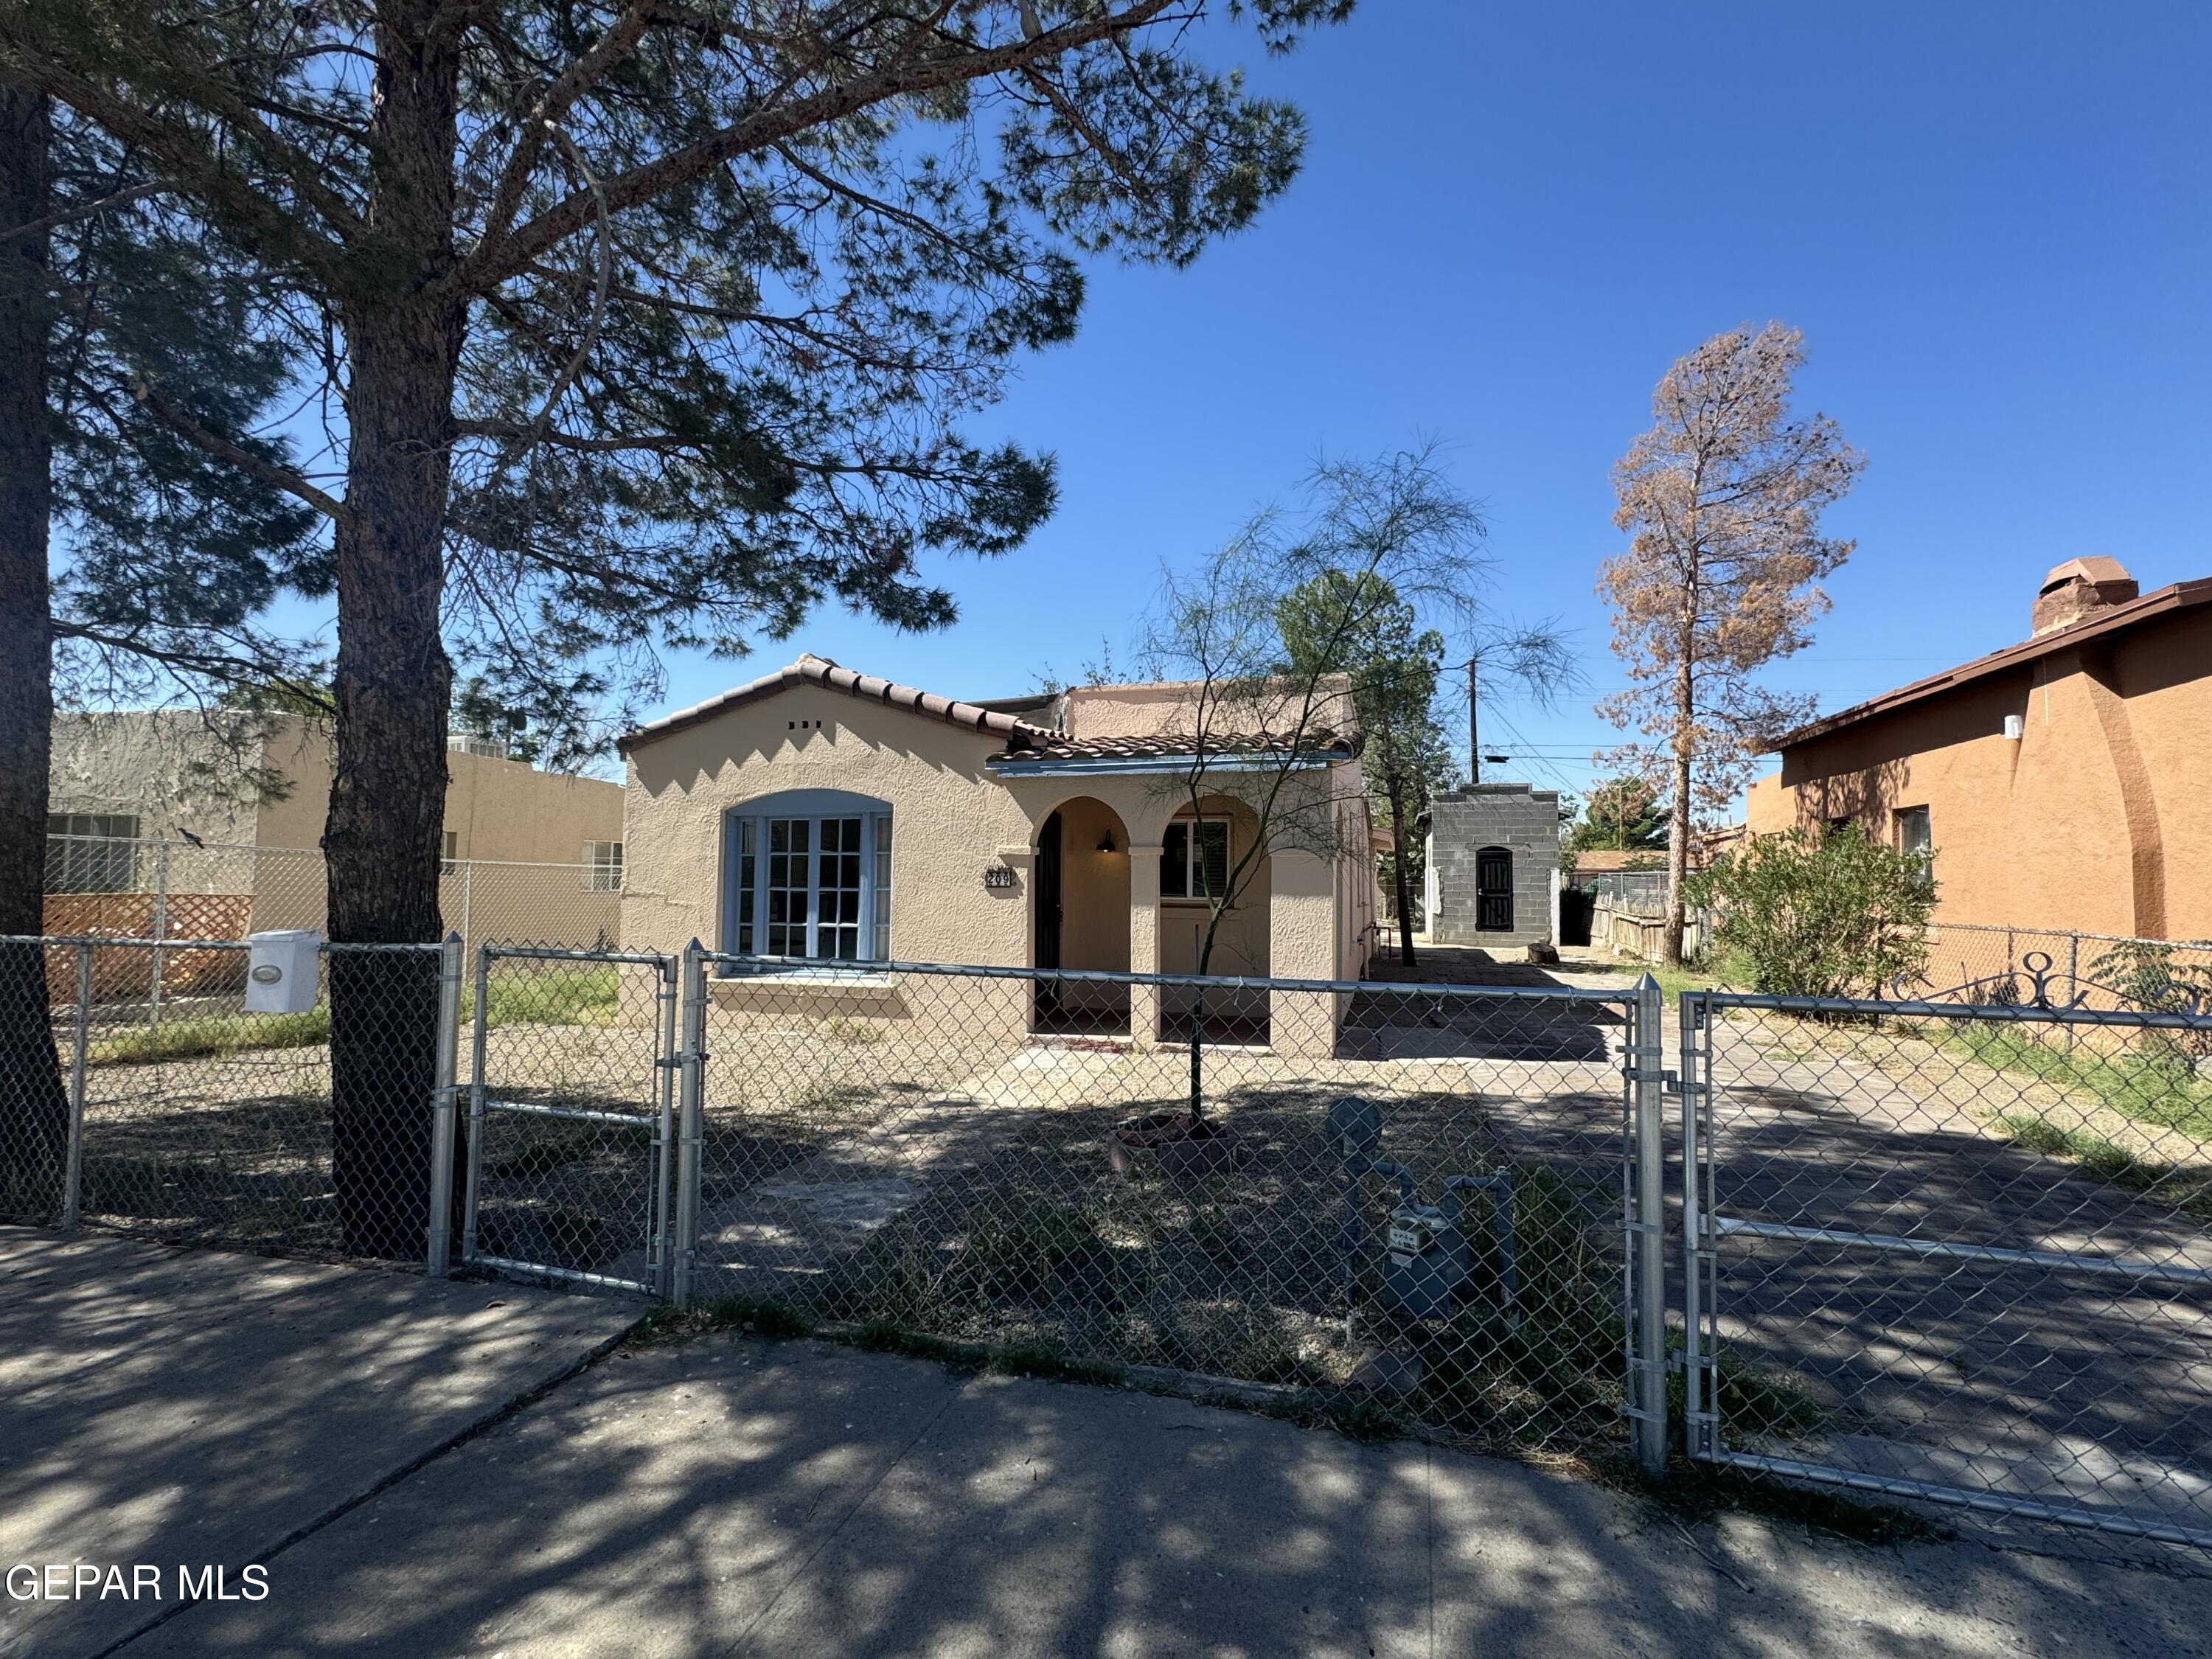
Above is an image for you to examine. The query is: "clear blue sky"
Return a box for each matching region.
[307,3,2212,804]
[691,0,2211,810]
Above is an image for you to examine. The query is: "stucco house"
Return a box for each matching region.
[617,654,1382,1056]
[1746,558,2212,941]
[46,711,625,953]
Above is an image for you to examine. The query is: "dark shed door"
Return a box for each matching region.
[1476,846,1513,932]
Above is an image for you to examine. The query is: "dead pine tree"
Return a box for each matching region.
[1598,323,1864,964]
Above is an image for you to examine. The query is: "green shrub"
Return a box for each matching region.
[1687,824,1935,1000]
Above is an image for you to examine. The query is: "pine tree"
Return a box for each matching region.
[0,1,1357,1251]
[0,94,319,1214]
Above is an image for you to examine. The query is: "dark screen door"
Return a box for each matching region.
[1476,846,1513,932]
[1035,811,1064,988]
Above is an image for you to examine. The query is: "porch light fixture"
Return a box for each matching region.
[1097,830,1118,853]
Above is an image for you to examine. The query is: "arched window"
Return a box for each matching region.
[722,790,892,962]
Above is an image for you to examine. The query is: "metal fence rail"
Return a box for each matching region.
[1681,968,2212,1548]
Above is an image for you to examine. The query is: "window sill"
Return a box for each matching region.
[715,966,897,990]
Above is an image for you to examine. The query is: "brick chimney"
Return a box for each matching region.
[2031,557,2138,637]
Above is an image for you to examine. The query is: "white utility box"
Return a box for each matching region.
[245,930,321,1015]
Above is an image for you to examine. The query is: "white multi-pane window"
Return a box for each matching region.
[1160,817,1231,900]
[723,790,892,964]
[1895,806,1933,881]
[46,813,140,893]
[583,841,624,891]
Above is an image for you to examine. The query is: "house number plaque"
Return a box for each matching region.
[983,864,1016,890]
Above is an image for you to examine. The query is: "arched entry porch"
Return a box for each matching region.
[1033,796,1132,1034]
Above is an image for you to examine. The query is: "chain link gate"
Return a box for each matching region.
[1680,961,2212,1548]
[460,945,678,1295]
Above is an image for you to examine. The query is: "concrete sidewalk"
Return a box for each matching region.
[0,1229,637,1658]
[9,1231,2212,1658]
[121,1340,2212,1657]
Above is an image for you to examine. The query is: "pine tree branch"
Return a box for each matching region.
[0,179,167,244]
[473,4,655,255]
[461,0,1178,291]
[129,382,346,521]
[0,37,355,282]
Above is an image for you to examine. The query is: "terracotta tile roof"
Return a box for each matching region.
[618,653,1059,754]
[1772,576,2212,751]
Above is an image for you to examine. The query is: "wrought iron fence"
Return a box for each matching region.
[1681,957,2212,1548]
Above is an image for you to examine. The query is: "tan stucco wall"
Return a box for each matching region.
[52,712,624,951]
[1063,678,1357,742]
[49,712,271,844]
[622,685,1037,964]
[1747,608,2212,939]
[622,681,1377,1051]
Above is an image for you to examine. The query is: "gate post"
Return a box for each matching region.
[672,940,708,1310]
[1628,973,1669,1477]
[1677,990,1715,1461]
[61,942,92,1230]
[650,954,680,1297]
[425,932,464,1276]
[459,945,493,1266]
[148,840,170,1031]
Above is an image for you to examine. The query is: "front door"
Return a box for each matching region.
[1035,811,1063,1007]
[1476,846,1513,932]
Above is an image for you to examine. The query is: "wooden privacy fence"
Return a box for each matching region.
[40,893,254,1000]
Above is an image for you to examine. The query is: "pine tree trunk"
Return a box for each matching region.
[0,82,64,1220]
[324,14,460,1259]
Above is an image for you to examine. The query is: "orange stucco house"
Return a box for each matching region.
[1746,559,2212,942]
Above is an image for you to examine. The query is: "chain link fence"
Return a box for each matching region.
[1919,922,2212,1011]
[24,922,2212,1547]
[684,955,1646,1464]
[42,832,622,967]
[460,947,675,1294]
[0,934,451,1265]
[1682,964,2212,1547]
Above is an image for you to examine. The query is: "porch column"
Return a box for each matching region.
[1128,841,1162,1046]
[1269,847,1338,1060]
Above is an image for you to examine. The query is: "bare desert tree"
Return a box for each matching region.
[1138,448,1512,1116]
[1598,323,1864,964]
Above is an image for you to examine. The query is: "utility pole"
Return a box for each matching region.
[1467,658,1479,786]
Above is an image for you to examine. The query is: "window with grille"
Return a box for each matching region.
[583,841,624,891]
[46,813,140,893]
[1161,818,1231,900]
[723,790,891,964]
